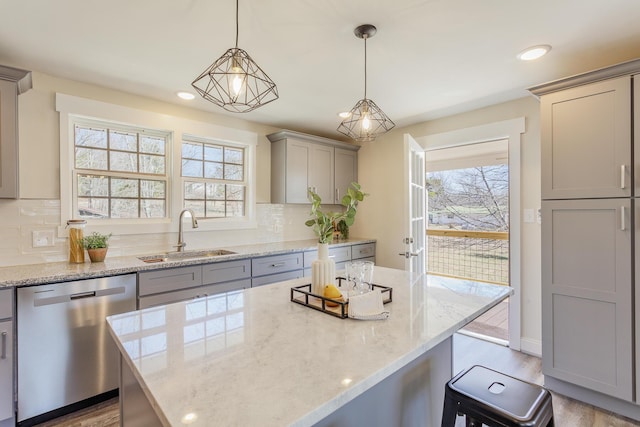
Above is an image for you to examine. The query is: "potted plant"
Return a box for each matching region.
[82,232,112,263]
[305,182,368,294]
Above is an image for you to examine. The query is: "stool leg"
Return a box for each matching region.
[441,394,458,427]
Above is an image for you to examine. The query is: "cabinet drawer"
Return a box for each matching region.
[202,259,251,285]
[351,243,375,260]
[304,246,351,268]
[251,253,303,277]
[138,266,202,296]
[0,289,12,320]
[252,270,303,288]
[138,279,250,309]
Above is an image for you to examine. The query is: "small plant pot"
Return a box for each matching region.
[87,248,108,263]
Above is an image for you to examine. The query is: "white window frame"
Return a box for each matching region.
[57,93,257,236]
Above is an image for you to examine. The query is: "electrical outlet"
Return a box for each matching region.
[32,230,55,247]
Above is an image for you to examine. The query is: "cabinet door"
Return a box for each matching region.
[541,199,632,400]
[541,76,631,199]
[309,143,334,203]
[334,148,357,204]
[284,139,311,203]
[0,79,18,199]
[0,319,12,422]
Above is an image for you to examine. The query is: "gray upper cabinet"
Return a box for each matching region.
[0,65,31,199]
[541,198,632,401]
[540,76,631,200]
[268,130,359,204]
[334,148,358,204]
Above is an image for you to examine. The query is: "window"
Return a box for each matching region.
[73,119,170,219]
[181,137,247,219]
[57,93,258,235]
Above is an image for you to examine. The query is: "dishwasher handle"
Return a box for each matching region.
[70,291,97,300]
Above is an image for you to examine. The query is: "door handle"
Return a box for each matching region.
[1,332,6,359]
[398,252,418,259]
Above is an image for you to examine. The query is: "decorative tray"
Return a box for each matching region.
[290,277,392,319]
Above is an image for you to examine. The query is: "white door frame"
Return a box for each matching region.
[416,117,525,351]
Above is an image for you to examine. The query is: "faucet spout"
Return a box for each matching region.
[176,209,198,252]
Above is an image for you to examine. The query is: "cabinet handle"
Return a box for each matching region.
[621,165,626,189]
[621,206,626,231]
[271,262,285,268]
[335,188,339,202]
[1,332,6,359]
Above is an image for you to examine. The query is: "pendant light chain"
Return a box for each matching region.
[235,0,239,48]
[363,36,367,100]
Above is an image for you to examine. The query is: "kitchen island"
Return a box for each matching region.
[107,267,511,426]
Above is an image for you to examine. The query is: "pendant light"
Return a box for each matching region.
[337,24,395,142]
[191,0,278,113]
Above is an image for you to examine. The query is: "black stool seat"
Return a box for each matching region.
[442,365,554,427]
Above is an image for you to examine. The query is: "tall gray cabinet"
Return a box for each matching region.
[531,59,640,418]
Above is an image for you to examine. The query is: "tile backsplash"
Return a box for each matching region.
[0,199,316,267]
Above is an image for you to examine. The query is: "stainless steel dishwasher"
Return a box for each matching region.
[17,274,136,425]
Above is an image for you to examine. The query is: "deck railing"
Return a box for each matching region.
[427,229,509,285]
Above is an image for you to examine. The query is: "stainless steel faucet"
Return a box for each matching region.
[176,209,198,252]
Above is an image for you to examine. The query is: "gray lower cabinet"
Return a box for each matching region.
[541,199,633,401]
[0,289,13,426]
[251,253,303,287]
[351,243,375,262]
[138,260,251,309]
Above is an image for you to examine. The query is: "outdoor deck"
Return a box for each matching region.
[461,297,509,341]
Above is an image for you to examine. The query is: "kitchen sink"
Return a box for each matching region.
[139,249,236,263]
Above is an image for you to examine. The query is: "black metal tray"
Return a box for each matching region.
[290,277,392,319]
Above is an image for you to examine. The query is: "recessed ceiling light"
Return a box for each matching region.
[338,111,351,119]
[177,91,195,100]
[517,45,551,61]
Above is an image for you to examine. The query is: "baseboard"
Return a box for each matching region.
[519,337,541,357]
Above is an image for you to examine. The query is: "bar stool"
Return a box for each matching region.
[442,365,554,427]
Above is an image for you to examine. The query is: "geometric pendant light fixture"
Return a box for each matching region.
[191,0,279,113]
[337,24,395,142]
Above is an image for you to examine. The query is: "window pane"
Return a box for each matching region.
[77,175,108,197]
[182,159,203,177]
[224,164,243,181]
[75,126,107,148]
[227,185,244,201]
[206,201,225,217]
[140,136,165,155]
[206,183,225,200]
[111,151,138,172]
[75,147,108,170]
[224,147,243,164]
[184,201,205,217]
[226,201,244,217]
[140,180,165,198]
[204,162,223,179]
[78,198,109,218]
[110,131,137,152]
[111,178,139,198]
[141,200,165,218]
[184,181,205,199]
[204,145,223,162]
[111,199,139,218]
[140,154,165,175]
[182,142,202,160]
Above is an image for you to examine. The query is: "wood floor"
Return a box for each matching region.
[461,297,509,341]
[35,334,640,427]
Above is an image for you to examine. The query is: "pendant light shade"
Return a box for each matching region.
[191,0,278,113]
[337,24,395,142]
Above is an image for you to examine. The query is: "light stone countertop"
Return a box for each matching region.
[0,238,375,288]
[106,267,512,427]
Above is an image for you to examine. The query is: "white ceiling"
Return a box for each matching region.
[2,0,640,140]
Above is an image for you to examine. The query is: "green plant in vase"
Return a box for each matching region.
[336,182,368,240]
